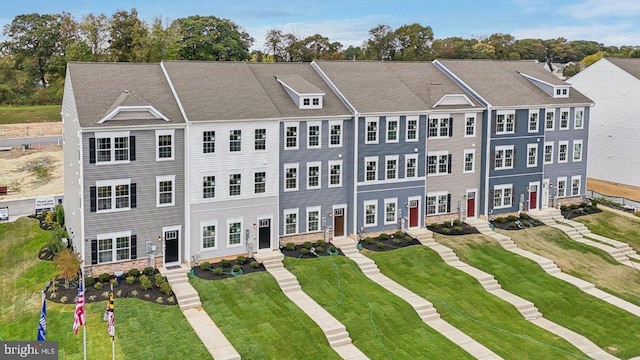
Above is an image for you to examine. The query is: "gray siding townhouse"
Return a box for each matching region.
[435,60,592,216]
[314,61,483,232]
[63,63,186,275]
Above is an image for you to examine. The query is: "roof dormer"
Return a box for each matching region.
[98,89,170,123]
[433,94,475,108]
[275,74,325,109]
[519,72,570,98]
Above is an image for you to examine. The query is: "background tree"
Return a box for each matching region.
[544,38,576,63]
[512,38,547,61]
[79,13,109,60]
[364,24,396,60]
[108,8,149,62]
[343,45,364,60]
[265,29,287,62]
[562,63,582,78]
[483,33,515,60]
[432,37,478,59]
[393,23,434,60]
[173,15,252,61]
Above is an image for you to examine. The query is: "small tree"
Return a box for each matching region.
[53,248,80,289]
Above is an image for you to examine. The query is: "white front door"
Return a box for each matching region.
[541,179,549,209]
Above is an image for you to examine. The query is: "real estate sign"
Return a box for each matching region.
[35,197,55,213]
[0,206,8,221]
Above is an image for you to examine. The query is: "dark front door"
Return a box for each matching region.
[467,192,475,217]
[164,230,179,263]
[258,219,271,249]
[409,200,418,227]
[334,208,344,237]
[529,185,538,210]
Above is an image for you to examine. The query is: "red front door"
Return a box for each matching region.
[529,191,537,210]
[409,200,418,227]
[467,195,475,217]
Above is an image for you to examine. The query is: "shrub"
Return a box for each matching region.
[116,290,122,297]
[154,274,165,286]
[127,268,140,277]
[376,242,386,249]
[139,275,153,290]
[156,297,164,304]
[236,255,247,265]
[392,238,401,245]
[98,273,111,283]
[404,235,413,242]
[220,259,231,268]
[315,239,325,247]
[143,267,155,276]
[506,215,518,222]
[591,200,599,208]
[395,230,404,238]
[232,264,241,272]
[328,245,337,253]
[94,281,103,290]
[285,242,296,251]
[519,213,530,219]
[199,261,211,271]
[560,205,569,211]
[110,278,118,288]
[570,204,579,210]
[495,217,508,224]
[302,241,312,249]
[160,282,172,295]
[429,223,440,229]
[212,267,224,276]
[364,237,374,244]
[88,295,97,301]
[441,222,452,228]
[250,261,260,268]
[130,290,138,297]
[299,248,309,255]
[441,228,451,235]
[315,246,324,253]
[60,296,68,303]
[167,296,175,303]
[84,276,96,287]
[379,233,389,240]
[125,276,135,285]
[452,220,462,227]
[454,226,463,233]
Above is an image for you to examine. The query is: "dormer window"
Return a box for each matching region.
[553,86,570,98]
[275,74,325,110]
[312,98,319,106]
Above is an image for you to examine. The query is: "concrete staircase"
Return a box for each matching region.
[160,265,202,310]
[253,251,369,359]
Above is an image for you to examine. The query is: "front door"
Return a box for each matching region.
[529,184,538,210]
[333,208,344,237]
[409,200,418,227]
[541,179,549,208]
[164,229,179,264]
[467,192,476,218]
[258,219,271,250]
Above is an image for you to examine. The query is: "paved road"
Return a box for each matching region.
[0,195,64,222]
[0,136,62,148]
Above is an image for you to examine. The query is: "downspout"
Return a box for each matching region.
[484,106,492,218]
[352,113,359,236]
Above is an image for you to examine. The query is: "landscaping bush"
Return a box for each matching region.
[154,274,165,286]
[302,241,312,249]
[232,264,241,272]
[125,276,136,285]
[495,217,508,224]
[139,275,152,290]
[299,248,309,255]
[441,222,452,228]
[404,235,413,242]
[392,238,401,245]
[379,233,389,240]
[212,267,224,276]
[127,268,140,277]
[591,199,599,208]
[570,204,580,210]
[454,226,463,233]
[250,261,260,268]
[220,259,231,268]
[143,267,155,276]
[160,282,172,295]
[98,273,111,283]
[376,242,386,249]
[519,213,530,219]
[452,220,462,227]
[199,261,211,271]
[395,230,404,238]
[430,223,440,229]
[441,228,451,235]
[93,281,103,290]
[285,242,296,251]
[315,239,325,247]
[328,245,337,253]
[236,255,246,265]
[315,246,324,253]
[506,215,518,222]
[84,276,96,287]
[365,237,374,244]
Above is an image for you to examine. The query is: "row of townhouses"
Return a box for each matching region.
[61,59,593,274]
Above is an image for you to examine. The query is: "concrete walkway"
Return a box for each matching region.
[408,228,618,360]
[466,217,640,319]
[161,265,241,360]
[332,237,501,360]
[253,251,369,360]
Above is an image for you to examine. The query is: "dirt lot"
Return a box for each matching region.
[0,122,62,138]
[587,178,640,202]
[0,145,63,200]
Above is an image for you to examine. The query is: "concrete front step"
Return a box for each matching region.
[179,297,202,310]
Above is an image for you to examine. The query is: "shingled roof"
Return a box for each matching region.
[606,58,640,80]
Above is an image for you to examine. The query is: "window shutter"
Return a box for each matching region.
[91,240,98,265]
[129,136,136,161]
[130,235,137,259]
[90,186,97,212]
[513,148,516,165]
[130,183,137,208]
[449,118,453,137]
[447,194,452,213]
[513,112,517,133]
[492,113,497,134]
[447,154,452,174]
[490,151,495,170]
[89,138,96,164]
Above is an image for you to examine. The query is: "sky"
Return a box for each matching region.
[1,0,640,50]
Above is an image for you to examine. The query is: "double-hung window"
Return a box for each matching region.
[386,117,399,143]
[427,192,448,215]
[545,109,555,130]
[385,156,398,180]
[494,146,514,170]
[574,108,584,129]
[572,140,583,162]
[493,184,513,209]
[558,141,568,163]
[306,207,320,232]
[201,221,217,249]
[228,220,242,247]
[559,109,569,129]
[527,144,538,167]
[285,124,298,149]
[203,131,215,153]
[284,164,298,191]
[465,115,476,137]
[96,231,132,263]
[571,176,581,196]
[156,175,175,207]
[284,209,298,235]
[307,122,321,149]
[156,129,174,161]
[544,142,554,164]
[329,121,342,147]
[93,132,132,164]
[366,118,378,144]
[229,130,242,152]
[496,111,515,134]
[203,176,215,199]
[557,177,567,197]
[364,200,377,227]
[405,154,418,178]
[463,149,475,173]
[428,116,450,138]
[254,129,266,150]
[427,151,449,175]
[384,198,397,225]
[229,174,241,196]
[528,110,539,133]
[406,116,418,141]
[254,172,266,193]
[365,157,378,182]
[307,162,321,190]
[329,160,342,187]
[96,179,132,212]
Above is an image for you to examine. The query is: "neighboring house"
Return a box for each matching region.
[63,63,186,275]
[435,59,593,216]
[567,57,640,192]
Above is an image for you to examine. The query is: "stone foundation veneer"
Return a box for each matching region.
[85,257,164,278]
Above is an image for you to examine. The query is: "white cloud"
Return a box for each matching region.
[512,21,640,46]
[561,0,640,19]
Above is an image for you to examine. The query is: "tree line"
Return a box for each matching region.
[2,8,639,105]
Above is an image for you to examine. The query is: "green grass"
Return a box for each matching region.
[284,255,474,359]
[0,105,61,124]
[367,246,587,359]
[438,234,640,359]
[192,274,340,360]
[575,211,640,252]
[0,217,209,359]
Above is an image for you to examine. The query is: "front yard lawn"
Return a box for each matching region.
[574,211,640,253]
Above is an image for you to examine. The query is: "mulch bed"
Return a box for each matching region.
[193,257,267,280]
[281,244,344,258]
[359,232,421,252]
[560,204,602,219]
[427,222,480,236]
[490,215,544,231]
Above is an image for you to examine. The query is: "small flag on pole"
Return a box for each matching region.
[106,285,115,339]
[73,277,85,334]
[37,292,46,341]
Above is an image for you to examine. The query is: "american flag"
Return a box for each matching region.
[37,292,46,341]
[73,277,85,334]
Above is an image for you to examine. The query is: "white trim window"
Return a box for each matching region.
[557,177,567,198]
[559,109,569,130]
[544,142,554,164]
[227,219,243,247]
[156,175,175,207]
[545,109,555,130]
[306,207,321,232]
[254,172,266,194]
[405,154,418,178]
[384,198,398,225]
[229,130,242,152]
[307,122,321,149]
[496,111,515,134]
[494,145,514,170]
[203,131,215,154]
[406,116,418,142]
[201,221,218,250]
[428,116,450,138]
[284,209,298,235]
[203,176,215,199]
[558,141,569,163]
[364,200,377,227]
[528,110,539,133]
[284,163,298,191]
[96,179,131,213]
[285,124,298,149]
[463,149,475,173]
[427,191,448,215]
[574,108,584,129]
[527,143,538,168]
[307,162,321,190]
[493,184,513,209]
[365,117,379,144]
[571,176,581,196]
[329,121,342,147]
[386,116,399,143]
[385,155,398,180]
[427,151,449,175]
[329,160,342,187]
[572,140,583,162]
[229,173,241,196]
[96,231,132,263]
[156,129,174,161]
[465,114,476,137]
[365,156,378,182]
[96,131,130,164]
[254,129,266,151]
